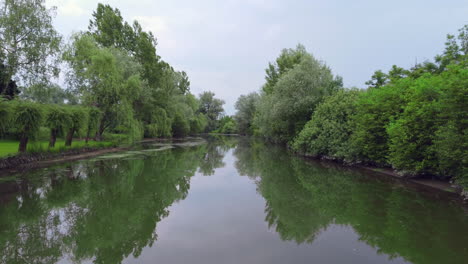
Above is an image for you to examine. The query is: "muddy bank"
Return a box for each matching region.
[0,146,128,175]
[0,137,206,176]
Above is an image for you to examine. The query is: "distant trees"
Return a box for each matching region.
[234,92,259,135]
[198,91,225,132]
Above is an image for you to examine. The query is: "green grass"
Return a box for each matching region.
[0,139,114,158]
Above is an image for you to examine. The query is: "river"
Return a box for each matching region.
[0,136,467,264]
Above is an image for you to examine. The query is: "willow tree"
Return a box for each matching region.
[64,34,142,140]
[65,107,87,147]
[45,106,71,147]
[0,0,61,89]
[13,102,43,152]
[85,107,101,143]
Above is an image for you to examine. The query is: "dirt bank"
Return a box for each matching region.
[0,146,129,176]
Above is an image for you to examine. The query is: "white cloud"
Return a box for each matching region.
[46,0,87,17]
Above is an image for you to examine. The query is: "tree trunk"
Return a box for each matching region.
[96,120,106,141]
[65,129,74,146]
[49,129,58,147]
[18,135,29,152]
[85,130,90,143]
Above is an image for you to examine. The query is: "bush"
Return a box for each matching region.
[292,89,361,161]
[350,79,410,165]
[386,74,443,175]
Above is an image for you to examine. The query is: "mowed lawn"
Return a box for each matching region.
[0,140,113,158]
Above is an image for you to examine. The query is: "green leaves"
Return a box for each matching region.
[0,0,61,86]
[255,50,342,143]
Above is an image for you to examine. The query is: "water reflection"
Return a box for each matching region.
[0,137,467,264]
[234,138,468,264]
[0,141,228,264]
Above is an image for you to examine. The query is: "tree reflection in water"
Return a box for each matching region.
[233,138,468,264]
[0,140,229,264]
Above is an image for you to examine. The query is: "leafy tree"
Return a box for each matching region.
[21,83,70,104]
[216,116,237,134]
[234,92,259,135]
[255,52,342,142]
[64,34,141,140]
[45,105,71,147]
[85,107,101,143]
[0,0,61,88]
[365,70,388,88]
[12,101,44,152]
[65,107,87,146]
[172,112,190,137]
[198,91,225,132]
[263,44,308,94]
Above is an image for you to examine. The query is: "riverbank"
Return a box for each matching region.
[296,153,466,200]
[0,137,202,175]
[0,145,128,175]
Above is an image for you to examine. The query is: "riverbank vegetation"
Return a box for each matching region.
[234,25,467,190]
[0,1,227,156]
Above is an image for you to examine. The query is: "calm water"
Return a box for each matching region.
[0,137,467,264]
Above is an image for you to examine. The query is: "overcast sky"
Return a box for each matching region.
[46,0,467,114]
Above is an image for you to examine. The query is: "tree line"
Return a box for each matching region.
[234,26,467,189]
[0,1,227,152]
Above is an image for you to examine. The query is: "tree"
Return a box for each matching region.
[45,105,71,147]
[234,92,259,135]
[263,44,308,94]
[85,107,101,143]
[255,52,342,142]
[13,102,44,152]
[0,0,61,88]
[198,91,225,132]
[217,116,237,134]
[64,34,142,139]
[65,107,87,146]
[21,83,70,104]
[365,70,388,88]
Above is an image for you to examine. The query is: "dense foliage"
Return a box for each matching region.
[235,26,468,189]
[253,47,342,142]
[0,1,227,153]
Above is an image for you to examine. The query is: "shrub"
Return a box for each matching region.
[292,89,360,161]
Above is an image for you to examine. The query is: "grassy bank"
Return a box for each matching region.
[0,140,113,158]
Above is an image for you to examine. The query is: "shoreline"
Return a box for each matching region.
[0,145,130,176]
[296,153,465,201]
[1,137,465,201]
